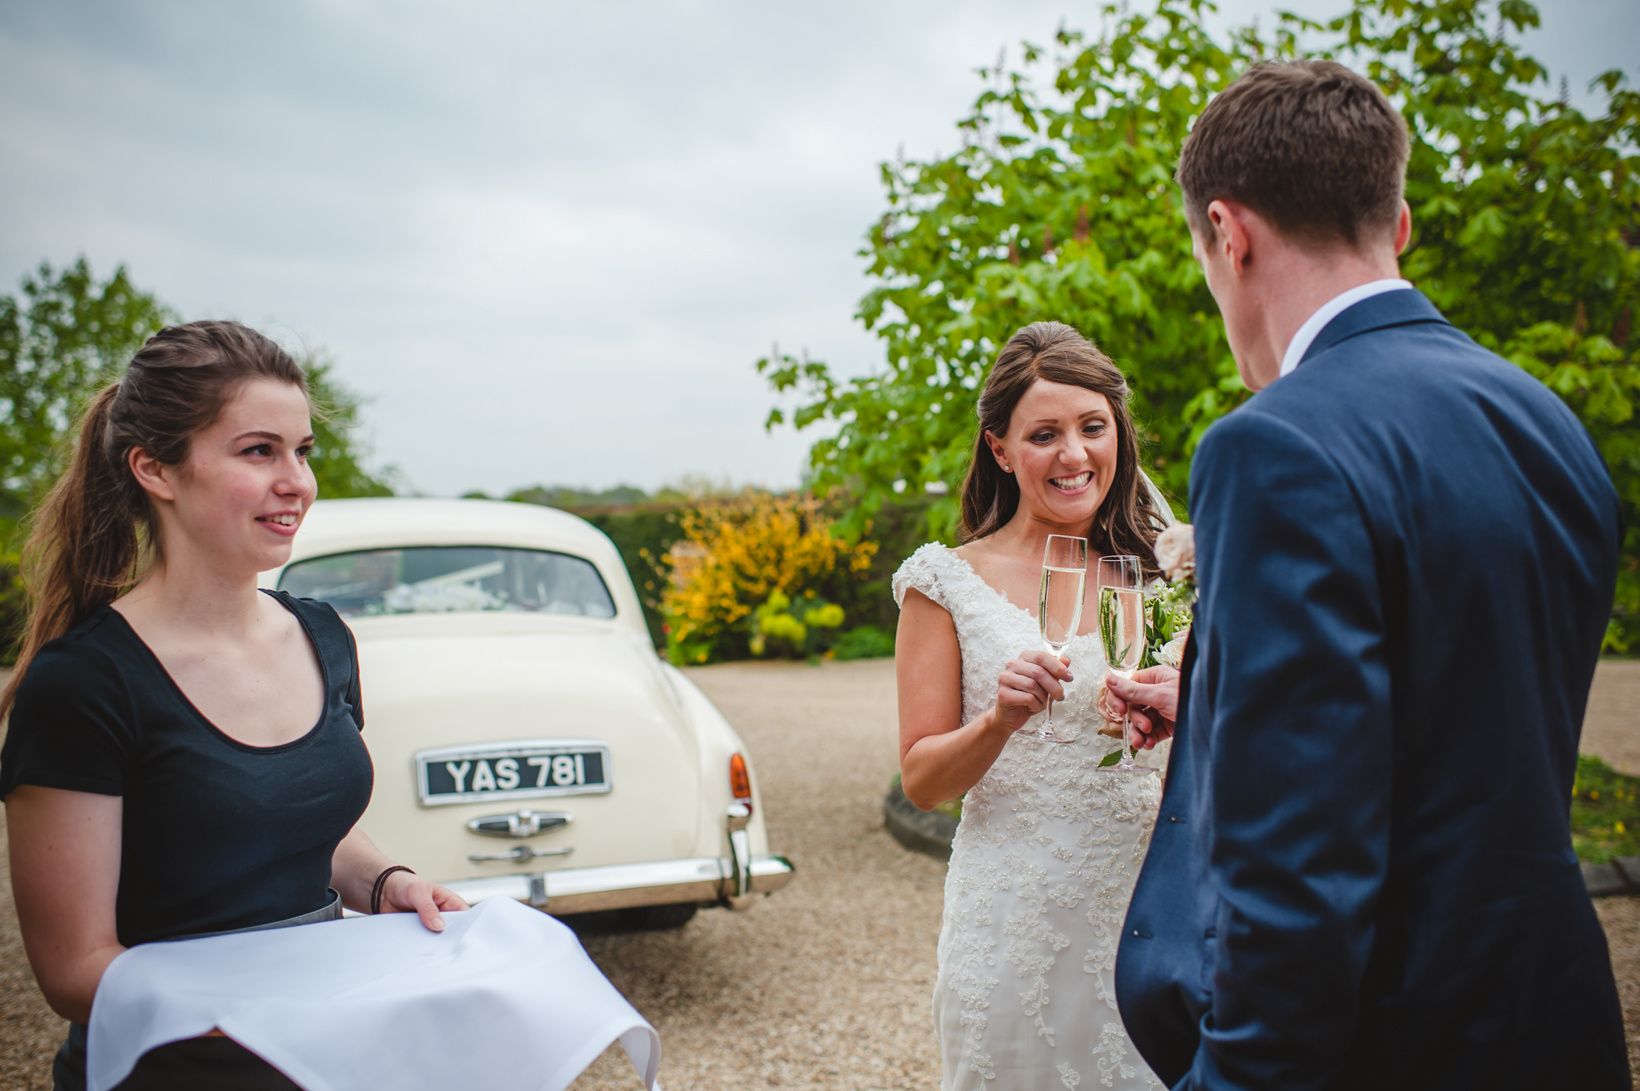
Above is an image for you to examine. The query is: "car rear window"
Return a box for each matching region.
[278,546,616,619]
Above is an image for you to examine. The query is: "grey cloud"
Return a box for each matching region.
[1,0,1629,495]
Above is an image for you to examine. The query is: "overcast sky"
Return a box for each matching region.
[2,0,1631,497]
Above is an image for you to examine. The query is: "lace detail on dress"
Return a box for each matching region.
[892,543,950,611]
[894,543,1163,1091]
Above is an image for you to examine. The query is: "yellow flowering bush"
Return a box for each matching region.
[661,491,875,664]
[749,591,846,657]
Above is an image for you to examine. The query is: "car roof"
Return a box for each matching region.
[262,498,649,639]
[277,497,611,558]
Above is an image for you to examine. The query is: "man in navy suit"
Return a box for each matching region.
[1104,60,1628,1089]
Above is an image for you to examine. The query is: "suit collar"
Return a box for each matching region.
[1298,288,1450,368]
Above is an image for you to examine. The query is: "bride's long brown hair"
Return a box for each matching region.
[0,321,309,719]
[959,321,1165,575]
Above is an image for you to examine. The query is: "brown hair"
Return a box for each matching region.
[959,322,1164,574]
[0,321,308,718]
[1177,60,1410,249]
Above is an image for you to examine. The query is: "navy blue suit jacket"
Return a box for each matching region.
[1114,290,1628,1090]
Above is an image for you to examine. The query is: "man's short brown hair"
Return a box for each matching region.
[1177,60,1410,249]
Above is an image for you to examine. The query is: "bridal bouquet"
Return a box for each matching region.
[1095,523,1194,726]
[1144,523,1196,669]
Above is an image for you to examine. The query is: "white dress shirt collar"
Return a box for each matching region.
[1277,278,1413,379]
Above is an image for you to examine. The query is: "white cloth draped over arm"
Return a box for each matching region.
[87,896,659,1091]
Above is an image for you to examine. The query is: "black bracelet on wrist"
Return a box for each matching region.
[371,865,415,915]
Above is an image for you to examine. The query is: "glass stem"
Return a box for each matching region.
[1044,696,1055,727]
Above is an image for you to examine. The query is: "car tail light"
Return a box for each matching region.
[729,752,752,801]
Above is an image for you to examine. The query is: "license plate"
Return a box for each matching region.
[415,739,611,806]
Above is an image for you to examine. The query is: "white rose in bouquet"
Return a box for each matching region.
[1154,522,1196,584]
[1157,628,1190,667]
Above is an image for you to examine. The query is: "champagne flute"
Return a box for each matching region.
[1097,555,1147,773]
[1024,534,1087,745]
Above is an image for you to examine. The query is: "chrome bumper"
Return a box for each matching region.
[440,853,796,915]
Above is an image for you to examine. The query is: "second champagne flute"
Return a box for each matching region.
[1026,534,1088,745]
[1097,554,1147,772]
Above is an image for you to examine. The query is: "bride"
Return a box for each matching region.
[894,321,1169,1090]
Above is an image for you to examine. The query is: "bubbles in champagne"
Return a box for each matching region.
[1039,566,1087,651]
[1098,587,1144,672]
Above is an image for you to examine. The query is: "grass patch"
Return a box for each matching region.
[905,759,1640,862]
[1573,754,1640,865]
[897,757,1639,860]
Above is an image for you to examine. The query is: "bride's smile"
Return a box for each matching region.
[984,378,1121,535]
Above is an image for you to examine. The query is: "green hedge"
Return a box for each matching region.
[569,504,684,649]
[525,490,936,657]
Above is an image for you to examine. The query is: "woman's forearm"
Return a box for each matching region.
[5,786,127,1024]
[332,823,467,928]
[330,826,397,914]
[40,943,125,1024]
[901,705,1014,810]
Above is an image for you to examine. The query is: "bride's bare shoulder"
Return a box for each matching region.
[952,537,1008,579]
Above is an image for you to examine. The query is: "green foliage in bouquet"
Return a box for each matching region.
[1140,578,1194,669]
[759,0,1640,651]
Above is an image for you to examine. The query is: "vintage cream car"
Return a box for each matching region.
[260,497,794,926]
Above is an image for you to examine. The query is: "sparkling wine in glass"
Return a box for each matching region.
[1025,534,1087,745]
[1097,555,1147,772]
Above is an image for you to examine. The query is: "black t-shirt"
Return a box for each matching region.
[0,591,374,946]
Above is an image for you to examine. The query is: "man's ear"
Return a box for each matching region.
[1394,199,1412,256]
[127,446,177,502]
[1206,199,1255,275]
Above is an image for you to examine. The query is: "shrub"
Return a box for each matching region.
[660,491,876,664]
[833,625,897,661]
[749,590,846,658]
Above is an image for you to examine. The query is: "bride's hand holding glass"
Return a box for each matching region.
[991,649,1074,733]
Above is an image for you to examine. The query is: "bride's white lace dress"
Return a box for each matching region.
[894,544,1166,1090]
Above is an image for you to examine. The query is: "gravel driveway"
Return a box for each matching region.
[565,660,944,1090]
[1,658,1638,1087]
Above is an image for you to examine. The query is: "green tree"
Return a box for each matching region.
[1316,0,1640,650]
[761,0,1640,648]
[300,348,398,499]
[0,258,396,659]
[0,258,173,528]
[0,259,173,660]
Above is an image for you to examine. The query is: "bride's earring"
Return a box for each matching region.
[1003,464,1012,473]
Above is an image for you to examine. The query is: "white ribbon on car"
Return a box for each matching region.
[87,895,660,1091]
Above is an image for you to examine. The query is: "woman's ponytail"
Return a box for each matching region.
[0,320,307,719]
[0,385,141,718]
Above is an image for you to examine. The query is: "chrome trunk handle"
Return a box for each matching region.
[466,810,572,838]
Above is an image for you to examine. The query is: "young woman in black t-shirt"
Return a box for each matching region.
[0,321,466,1090]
